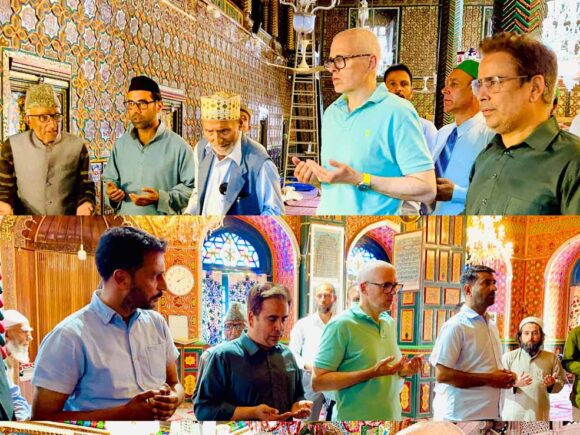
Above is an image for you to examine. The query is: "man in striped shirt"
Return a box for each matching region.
[0,84,95,215]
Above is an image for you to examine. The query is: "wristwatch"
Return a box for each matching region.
[357,173,371,191]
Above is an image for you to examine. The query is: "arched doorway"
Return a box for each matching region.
[543,234,580,343]
[346,220,399,309]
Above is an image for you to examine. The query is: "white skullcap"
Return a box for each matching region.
[3,310,32,331]
[519,316,544,330]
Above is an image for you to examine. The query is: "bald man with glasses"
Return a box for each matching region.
[292,28,435,216]
[312,260,422,420]
[465,32,580,215]
[0,84,95,215]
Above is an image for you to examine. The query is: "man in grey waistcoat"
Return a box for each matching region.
[0,84,95,215]
[184,92,284,215]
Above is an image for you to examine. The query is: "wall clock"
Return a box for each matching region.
[165,265,194,296]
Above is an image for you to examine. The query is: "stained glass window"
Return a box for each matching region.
[347,246,379,276]
[202,232,260,269]
[347,236,389,277]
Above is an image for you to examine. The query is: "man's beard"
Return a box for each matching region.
[122,284,162,311]
[318,305,332,314]
[521,341,542,356]
[6,340,29,364]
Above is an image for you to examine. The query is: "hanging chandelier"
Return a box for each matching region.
[466,216,513,267]
[140,216,224,245]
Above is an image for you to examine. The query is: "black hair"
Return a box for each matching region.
[383,64,413,83]
[95,227,167,281]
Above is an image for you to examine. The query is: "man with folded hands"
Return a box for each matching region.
[194,283,312,421]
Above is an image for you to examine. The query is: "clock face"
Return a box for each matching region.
[165,265,194,296]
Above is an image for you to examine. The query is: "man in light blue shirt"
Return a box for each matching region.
[429,60,495,215]
[103,76,195,215]
[32,227,184,421]
[293,29,435,215]
[429,265,516,421]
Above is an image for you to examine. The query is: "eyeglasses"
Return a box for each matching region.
[27,113,63,123]
[324,54,372,71]
[124,100,156,110]
[224,323,245,331]
[471,75,529,95]
[366,282,403,293]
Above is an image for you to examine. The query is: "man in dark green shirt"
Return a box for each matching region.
[562,325,580,420]
[193,283,312,421]
[465,32,580,215]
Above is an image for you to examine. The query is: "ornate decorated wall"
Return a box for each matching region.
[0,0,291,160]
[502,216,580,345]
[319,0,492,117]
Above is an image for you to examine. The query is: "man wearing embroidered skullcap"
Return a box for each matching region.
[501,316,565,420]
[292,28,435,215]
[466,32,580,214]
[0,83,96,215]
[428,59,495,215]
[103,75,195,215]
[184,91,284,215]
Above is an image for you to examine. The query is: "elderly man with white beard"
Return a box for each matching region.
[4,310,33,420]
[4,310,33,383]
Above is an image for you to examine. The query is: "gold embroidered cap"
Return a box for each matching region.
[24,84,60,112]
[201,92,241,121]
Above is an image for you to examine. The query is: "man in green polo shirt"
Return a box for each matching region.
[312,260,422,420]
[465,32,580,215]
[562,325,580,419]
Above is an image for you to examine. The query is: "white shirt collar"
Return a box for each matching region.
[204,133,243,166]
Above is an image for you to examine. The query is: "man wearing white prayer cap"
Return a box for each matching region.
[4,310,33,382]
[3,310,33,420]
[501,316,565,420]
[184,91,284,215]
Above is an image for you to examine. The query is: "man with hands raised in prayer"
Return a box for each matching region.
[430,265,516,421]
[312,260,422,420]
[501,317,565,420]
[31,227,184,420]
[194,283,313,421]
[292,28,435,215]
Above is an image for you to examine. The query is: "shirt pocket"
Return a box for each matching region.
[142,342,167,386]
[503,196,545,215]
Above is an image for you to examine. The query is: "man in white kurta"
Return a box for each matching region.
[289,283,336,420]
[501,317,565,420]
[430,265,516,421]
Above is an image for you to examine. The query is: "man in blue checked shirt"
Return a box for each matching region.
[31,227,184,420]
